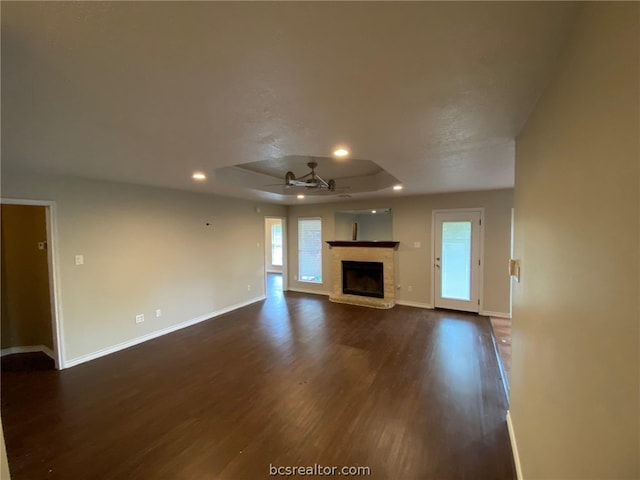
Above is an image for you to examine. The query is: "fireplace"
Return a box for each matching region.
[326,241,399,309]
[342,261,384,298]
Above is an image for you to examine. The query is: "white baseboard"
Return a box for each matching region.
[287,287,331,296]
[506,410,523,480]
[396,300,434,309]
[1,345,55,359]
[481,310,512,319]
[63,295,266,369]
[42,345,55,359]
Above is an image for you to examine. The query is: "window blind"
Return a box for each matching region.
[298,218,322,283]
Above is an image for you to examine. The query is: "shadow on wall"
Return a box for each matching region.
[1,204,54,357]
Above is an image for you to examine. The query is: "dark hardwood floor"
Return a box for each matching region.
[1,274,515,479]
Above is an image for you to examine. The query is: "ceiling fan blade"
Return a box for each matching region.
[289,179,313,187]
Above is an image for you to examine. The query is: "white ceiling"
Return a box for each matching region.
[1,2,579,204]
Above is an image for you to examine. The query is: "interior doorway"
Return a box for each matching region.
[432,209,484,313]
[0,200,63,369]
[264,217,287,297]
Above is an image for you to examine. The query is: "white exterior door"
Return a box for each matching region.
[434,210,483,312]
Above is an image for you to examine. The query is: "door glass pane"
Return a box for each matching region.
[271,223,283,266]
[298,218,322,283]
[441,221,471,300]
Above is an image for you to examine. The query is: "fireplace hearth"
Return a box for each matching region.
[342,261,384,298]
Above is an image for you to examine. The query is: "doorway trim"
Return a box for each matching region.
[1,198,65,369]
[264,216,288,293]
[431,208,485,313]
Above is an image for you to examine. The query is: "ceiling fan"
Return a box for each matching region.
[283,161,337,191]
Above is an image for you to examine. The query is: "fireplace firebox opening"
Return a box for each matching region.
[342,261,384,299]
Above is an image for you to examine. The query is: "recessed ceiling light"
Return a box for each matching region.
[192,172,207,181]
[372,210,377,214]
[297,194,305,199]
[333,148,349,158]
[393,184,403,191]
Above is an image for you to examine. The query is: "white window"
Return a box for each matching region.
[271,223,283,266]
[298,218,322,283]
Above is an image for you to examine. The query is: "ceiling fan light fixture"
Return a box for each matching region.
[283,161,338,192]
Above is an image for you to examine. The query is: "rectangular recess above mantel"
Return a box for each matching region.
[326,241,399,249]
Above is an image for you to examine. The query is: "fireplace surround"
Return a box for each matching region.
[327,241,399,309]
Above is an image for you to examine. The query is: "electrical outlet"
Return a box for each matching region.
[408,285,413,292]
[135,314,144,324]
[247,284,251,291]
[155,309,162,318]
[75,254,84,265]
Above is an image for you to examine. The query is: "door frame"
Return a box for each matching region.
[1,198,65,369]
[510,207,514,317]
[431,208,485,313]
[264,216,288,292]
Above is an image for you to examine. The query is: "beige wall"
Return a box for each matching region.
[1,204,54,350]
[511,3,639,478]
[1,172,286,364]
[288,189,513,314]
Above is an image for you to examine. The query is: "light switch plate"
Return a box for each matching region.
[75,254,84,265]
[509,259,521,283]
